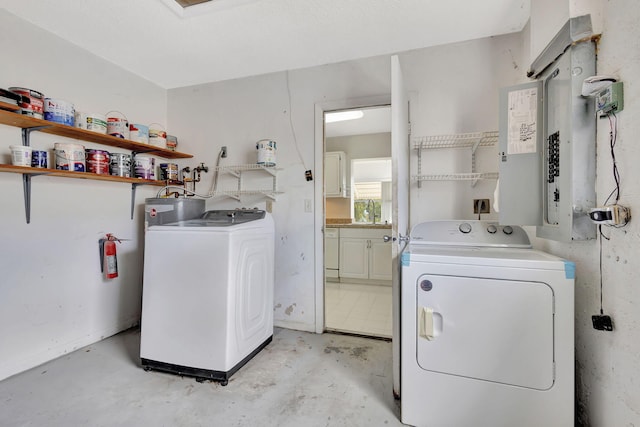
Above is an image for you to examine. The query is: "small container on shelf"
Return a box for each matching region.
[130,123,149,144]
[54,143,85,172]
[10,145,32,167]
[44,98,75,126]
[110,153,131,177]
[134,155,155,179]
[86,149,110,174]
[31,150,47,168]
[8,87,44,119]
[166,135,178,151]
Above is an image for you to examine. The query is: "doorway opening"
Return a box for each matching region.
[323,105,393,339]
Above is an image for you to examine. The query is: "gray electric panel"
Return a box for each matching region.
[536,40,596,241]
[498,81,543,226]
[498,16,596,242]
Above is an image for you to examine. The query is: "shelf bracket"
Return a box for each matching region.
[470,139,483,187]
[22,174,31,224]
[21,125,53,221]
[19,170,51,224]
[21,126,51,147]
[259,165,277,177]
[131,183,140,220]
[416,147,423,189]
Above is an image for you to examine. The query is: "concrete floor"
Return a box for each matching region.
[1,328,403,427]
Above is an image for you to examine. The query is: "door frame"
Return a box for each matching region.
[313,95,391,333]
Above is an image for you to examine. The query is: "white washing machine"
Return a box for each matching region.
[140,209,274,385]
[401,220,574,427]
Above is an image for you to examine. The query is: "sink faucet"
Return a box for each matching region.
[367,199,377,224]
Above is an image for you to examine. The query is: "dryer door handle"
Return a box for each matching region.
[419,306,443,341]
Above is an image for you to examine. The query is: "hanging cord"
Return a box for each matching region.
[285,70,307,171]
[207,148,225,196]
[598,225,610,315]
[603,112,620,205]
[596,112,625,320]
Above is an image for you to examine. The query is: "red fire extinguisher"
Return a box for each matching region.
[100,233,121,279]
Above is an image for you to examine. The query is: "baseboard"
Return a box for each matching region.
[274,319,316,333]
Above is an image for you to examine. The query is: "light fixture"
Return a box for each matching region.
[325,110,364,123]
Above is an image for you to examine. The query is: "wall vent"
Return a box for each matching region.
[175,0,213,7]
[162,0,259,17]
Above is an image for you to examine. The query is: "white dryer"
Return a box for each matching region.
[401,220,574,427]
[140,209,274,385]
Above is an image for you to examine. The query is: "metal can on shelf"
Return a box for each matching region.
[110,152,131,177]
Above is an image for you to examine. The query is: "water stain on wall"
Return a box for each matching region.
[285,303,297,315]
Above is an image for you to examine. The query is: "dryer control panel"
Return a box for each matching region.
[409,220,531,248]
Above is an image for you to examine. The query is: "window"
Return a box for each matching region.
[351,158,392,224]
[353,182,382,223]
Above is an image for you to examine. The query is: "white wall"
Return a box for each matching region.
[528,1,640,425]
[326,132,391,160]
[168,58,392,331]
[0,10,167,380]
[402,35,524,223]
[167,33,522,330]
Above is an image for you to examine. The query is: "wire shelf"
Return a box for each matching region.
[212,189,284,201]
[212,164,281,200]
[413,131,499,150]
[215,164,279,176]
[413,172,499,182]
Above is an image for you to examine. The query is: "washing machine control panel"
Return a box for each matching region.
[410,221,531,248]
[459,223,472,234]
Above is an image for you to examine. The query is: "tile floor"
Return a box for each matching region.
[1,327,403,427]
[325,282,392,338]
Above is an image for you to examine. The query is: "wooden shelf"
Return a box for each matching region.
[0,106,195,224]
[0,101,21,112]
[0,164,166,186]
[0,109,192,159]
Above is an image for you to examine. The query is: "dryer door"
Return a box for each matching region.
[415,274,554,390]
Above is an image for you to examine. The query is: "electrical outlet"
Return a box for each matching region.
[266,200,273,213]
[473,199,490,214]
[304,199,312,213]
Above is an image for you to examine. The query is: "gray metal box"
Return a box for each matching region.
[498,15,597,242]
[144,198,206,228]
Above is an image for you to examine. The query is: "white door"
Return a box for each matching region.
[391,54,410,397]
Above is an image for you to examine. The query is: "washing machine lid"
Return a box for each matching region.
[152,209,267,228]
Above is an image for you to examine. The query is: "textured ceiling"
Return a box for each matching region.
[1,0,529,89]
